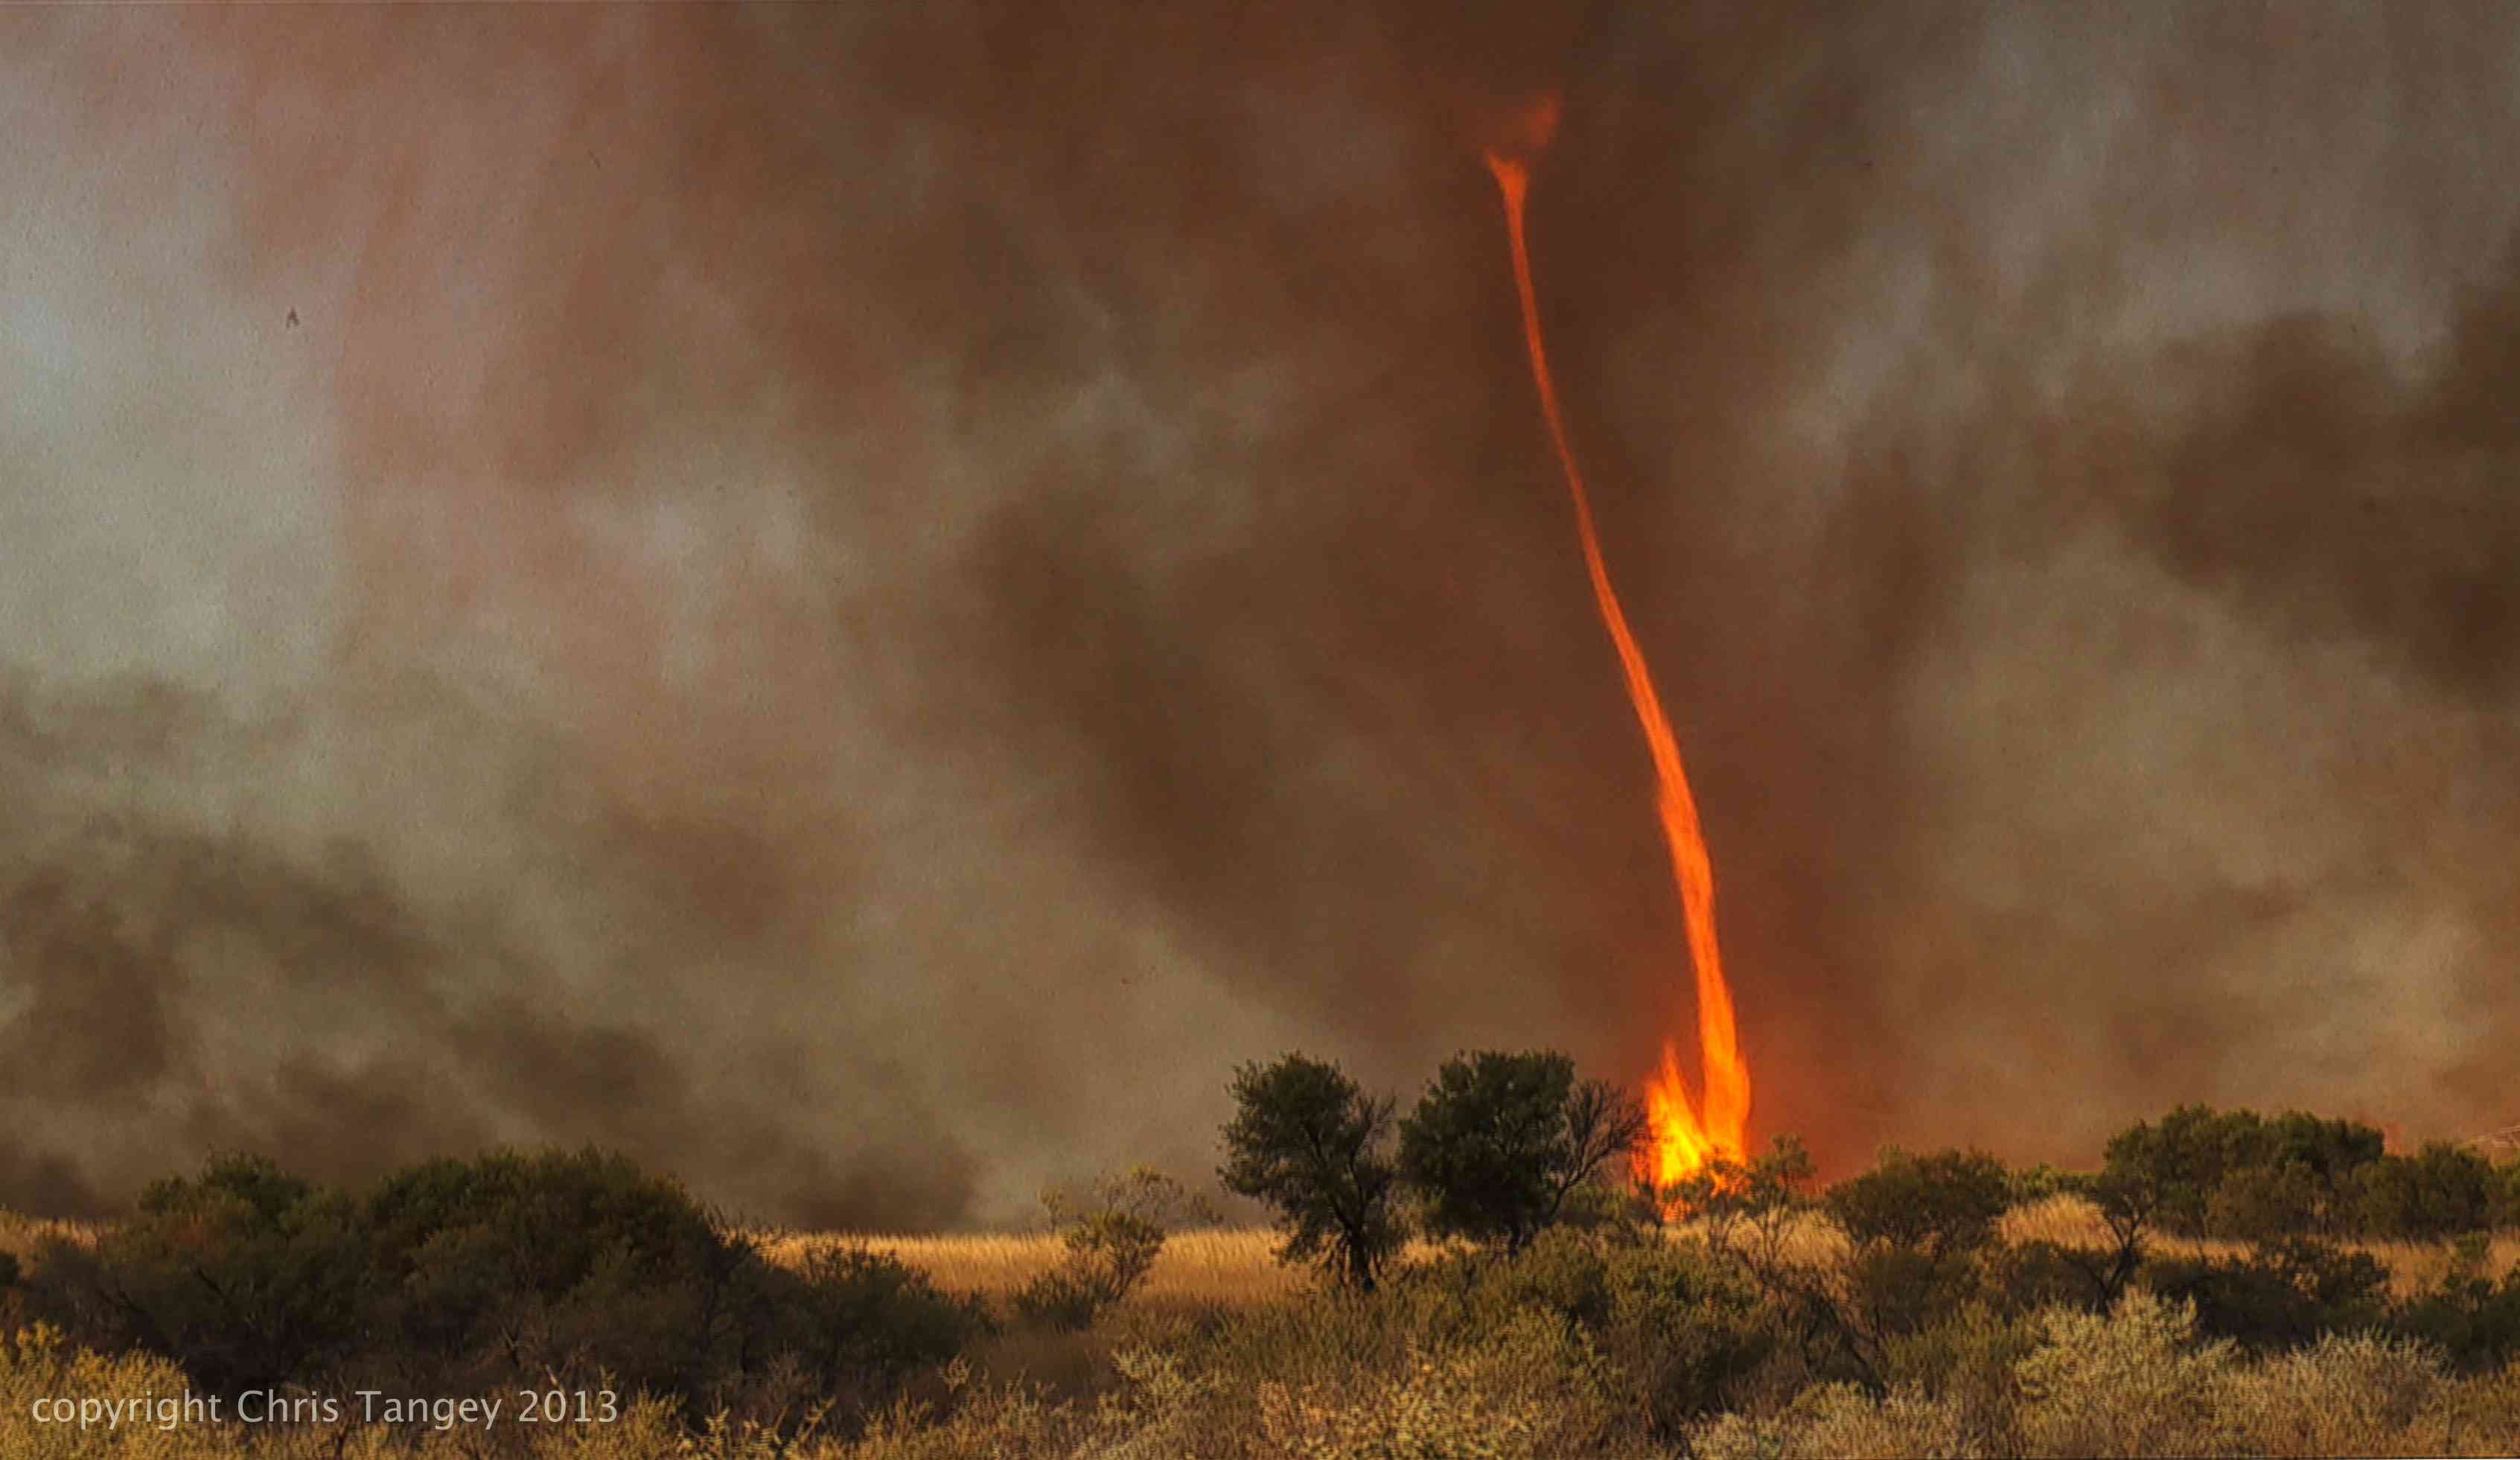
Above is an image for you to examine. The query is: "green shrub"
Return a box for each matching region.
[2390,1260,2520,1374]
[2355,1144,2502,1240]
[358,1147,762,1408]
[2141,1237,2389,1352]
[765,1245,990,1415]
[2102,1106,2385,1240]
[27,1153,375,1395]
[1826,1149,2015,1261]
[1993,1240,2114,1315]
[21,1147,986,1438]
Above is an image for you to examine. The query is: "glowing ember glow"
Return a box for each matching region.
[1484,97,1752,1197]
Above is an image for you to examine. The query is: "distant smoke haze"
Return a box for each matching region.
[1,3,2513,1226]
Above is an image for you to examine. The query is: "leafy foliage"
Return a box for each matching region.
[1826,1147,2015,1262]
[2390,1237,2520,1374]
[39,1152,374,1394]
[1396,1050,1650,1255]
[22,1147,986,1434]
[2142,1237,2391,1352]
[2102,1106,2386,1239]
[2355,1143,2504,1240]
[1219,1054,1408,1292]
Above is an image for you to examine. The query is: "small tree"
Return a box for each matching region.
[1014,1167,1213,1330]
[1397,1049,1650,1255]
[2048,1164,2162,1310]
[1219,1054,1407,1292]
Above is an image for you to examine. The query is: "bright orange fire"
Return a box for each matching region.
[1484,98,1752,1196]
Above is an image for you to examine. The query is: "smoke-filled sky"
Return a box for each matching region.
[3,3,2515,1228]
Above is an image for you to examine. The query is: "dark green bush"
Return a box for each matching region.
[2142,1237,2389,1351]
[1806,1149,2020,1364]
[762,1244,989,1411]
[22,1147,986,1435]
[1991,1239,2113,1314]
[2354,1143,2501,1240]
[357,1147,759,1406]
[28,1153,374,1394]
[2390,1262,2520,1373]
[2103,1106,2387,1238]
[1825,1149,2015,1261]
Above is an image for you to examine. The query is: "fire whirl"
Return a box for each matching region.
[1483,97,1752,1198]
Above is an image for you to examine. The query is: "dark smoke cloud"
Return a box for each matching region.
[1,3,2515,1222]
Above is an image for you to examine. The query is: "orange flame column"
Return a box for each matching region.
[1484,112,1750,1192]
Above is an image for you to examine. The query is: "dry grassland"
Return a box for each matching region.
[762,1196,2520,1308]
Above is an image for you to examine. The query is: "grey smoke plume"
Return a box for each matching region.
[1,2,2513,1224]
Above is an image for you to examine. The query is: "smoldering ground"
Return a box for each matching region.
[1,3,2514,1225]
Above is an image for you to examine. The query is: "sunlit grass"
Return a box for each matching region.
[756,1201,2516,1314]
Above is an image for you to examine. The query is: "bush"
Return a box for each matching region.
[2016,1291,2239,1458]
[1694,1291,2520,1460]
[2390,1251,2520,1374]
[1991,1240,2106,1316]
[2102,1106,2385,1239]
[21,1147,988,1438]
[1881,1304,2041,1455]
[2213,1332,2448,1459]
[2355,1144,2502,1240]
[1825,1149,2015,1262]
[1693,1380,1971,1460]
[1254,1308,1630,1460]
[2141,1237,2389,1352]
[27,1152,374,1395]
[1012,1167,1208,1330]
[765,1245,990,1415]
[357,1147,764,1408]
[1822,1149,2017,1348]
[1586,1237,1781,1435]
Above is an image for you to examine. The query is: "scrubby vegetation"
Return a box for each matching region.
[3,1063,2516,1457]
[7,1148,987,1453]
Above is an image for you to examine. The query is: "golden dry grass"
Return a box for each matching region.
[0,1211,101,1263]
[753,1228,1478,1307]
[754,1199,2520,1312]
[753,1226,1300,1304]
[2000,1194,2520,1296]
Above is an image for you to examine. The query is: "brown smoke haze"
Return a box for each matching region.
[1,3,2513,1227]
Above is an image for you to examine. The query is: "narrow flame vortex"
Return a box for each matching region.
[1484,105,1751,1193]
